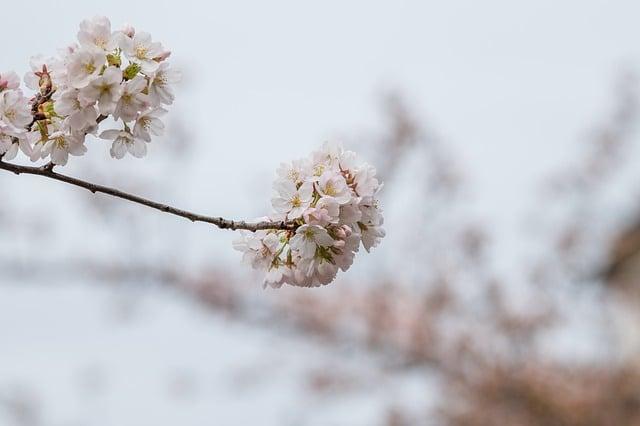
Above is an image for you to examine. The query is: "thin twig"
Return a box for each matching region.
[0,159,297,232]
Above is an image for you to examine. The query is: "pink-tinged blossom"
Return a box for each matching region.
[0,71,20,91]
[24,56,48,91]
[77,16,117,51]
[234,142,384,288]
[303,197,340,226]
[317,171,351,204]
[0,90,31,129]
[120,24,136,38]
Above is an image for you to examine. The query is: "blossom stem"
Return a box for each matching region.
[0,158,297,232]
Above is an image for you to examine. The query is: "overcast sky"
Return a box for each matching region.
[3,0,640,273]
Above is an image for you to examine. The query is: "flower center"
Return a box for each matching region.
[291,195,302,208]
[324,182,337,196]
[94,37,107,48]
[156,73,167,86]
[140,117,151,130]
[288,169,299,182]
[54,136,68,149]
[84,62,96,75]
[117,135,132,145]
[135,45,148,60]
[99,83,112,95]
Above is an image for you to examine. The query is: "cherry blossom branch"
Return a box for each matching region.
[0,158,297,232]
[0,16,385,287]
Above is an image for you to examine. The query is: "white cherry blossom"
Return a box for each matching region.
[66,47,106,89]
[24,55,48,91]
[55,88,98,131]
[0,122,31,160]
[1,17,177,166]
[100,128,147,159]
[149,62,180,105]
[112,76,147,122]
[276,158,308,186]
[133,107,166,142]
[272,181,314,219]
[233,231,281,270]
[354,164,380,198]
[42,130,87,166]
[121,31,164,73]
[289,224,335,259]
[79,66,123,115]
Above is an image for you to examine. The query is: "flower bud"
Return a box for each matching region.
[37,67,52,95]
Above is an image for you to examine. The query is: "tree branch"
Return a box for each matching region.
[0,159,297,232]
[2,83,294,232]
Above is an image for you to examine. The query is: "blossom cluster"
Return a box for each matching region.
[0,71,33,161]
[0,16,179,166]
[234,143,385,288]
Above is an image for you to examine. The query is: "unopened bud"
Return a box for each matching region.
[38,68,52,95]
